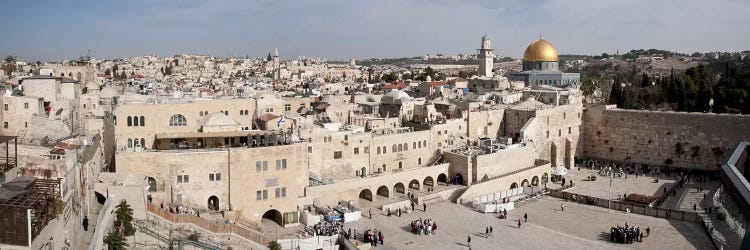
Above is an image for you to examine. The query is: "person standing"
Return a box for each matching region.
[82,216,89,231]
[423,203,427,212]
[489,226,493,237]
[467,235,471,247]
[524,213,528,222]
[561,203,565,212]
[517,219,522,228]
[485,227,489,236]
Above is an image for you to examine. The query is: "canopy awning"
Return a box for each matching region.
[155,130,276,139]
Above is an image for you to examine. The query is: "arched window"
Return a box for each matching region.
[423,140,427,147]
[127,138,132,148]
[133,138,139,147]
[392,145,397,152]
[224,111,228,115]
[398,144,402,152]
[377,147,381,154]
[382,164,387,172]
[418,141,422,148]
[140,116,145,126]
[169,114,187,126]
[200,111,204,116]
[383,146,386,154]
[403,143,408,151]
[127,116,132,127]
[413,142,416,149]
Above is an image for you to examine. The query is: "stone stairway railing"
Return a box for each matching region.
[145,204,270,246]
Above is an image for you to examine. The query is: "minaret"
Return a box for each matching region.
[477,34,495,77]
[272,48,280,80]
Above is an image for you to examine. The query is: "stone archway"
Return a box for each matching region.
[532,176,540,186]
[510,182,518,189]
[359,189,373,201]
[394,183,405,194]
[208,196,220,210]
[377,186,390,198]
[94,192,106,205]
[423,176,434,187]
[409,179,420,191]
[147,177,157,192]
[521,179,529,187]
[437,173,448,184]
[262,209,283,227]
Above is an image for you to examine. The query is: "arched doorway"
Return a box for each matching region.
[394,183,405,194]
[94,192,106,205]
[359,189,373,201]
[208,196,220,210]
[521,179,529,187]
[376,186,389,198]
[437,173,448,184]
[542,173,549,185]
[262,209,283,227]
[423,176,434,187]
[361,167,367,177]
[409,179,420,191]
[147,177,157,192]
[532,176,540,186]
[452,174,464,185]
[510,182,518,189]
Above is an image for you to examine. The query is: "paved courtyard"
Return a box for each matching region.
[564,168,678,200]
[328,196,713,250]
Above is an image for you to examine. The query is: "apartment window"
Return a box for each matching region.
[215,173,221,180]
[183,175,189,183]
[568,127,572,134]
[140,116,145,126]
[127,116,132,127]
[177,175,183,183]
[265,107,273,113]
[209,173,215,181]
[263,161,268,171]
[334,151,342,159]
[282,159,287,170]
[281,187,286,197]
[256,191,262,200]
[3,122,7,129]
[354,148,359,155]
[24,103,29,109]
[3,104,7,111]
[256,161,262,172]
[262,190,268,200]
[276,159,282,170]
[284,104,291,112]
[275,188,280,198]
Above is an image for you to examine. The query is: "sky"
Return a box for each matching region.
[1,0,748,61]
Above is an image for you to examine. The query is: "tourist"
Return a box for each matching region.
[467,235,471,247]
[485,227,489,236]
[423,203,427,212]
[379,231,384,245]
[561,203,565,212]
[517,219,522,228]
[524,213,528,222]
[489,226,493,237]
[398,208,402,217]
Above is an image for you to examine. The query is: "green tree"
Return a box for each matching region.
[105,68,112,77]
[114,200,135,236]
[119,71,127,80]
[268,241,282,250]
[3,56,17,76]
[381,72,398,83]
[580,77,596,97]
[103,231,128,250]
[640,73,650,88]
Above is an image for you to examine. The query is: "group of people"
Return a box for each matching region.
[312,221,343,237]
[410,218,437,235]
[610,224,648,244]
[361,228,384,246]
[160,202,201,217]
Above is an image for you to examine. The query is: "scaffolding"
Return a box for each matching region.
[0,177,62,246]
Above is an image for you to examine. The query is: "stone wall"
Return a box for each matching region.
[583,105,750,170]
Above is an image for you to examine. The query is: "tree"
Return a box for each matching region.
[119,71,127,80]
[2,56,17,76]
[267,241,282,250]
[114,200,135,236]
[381,72,398,83]
[640,73,650,88]
[103,231,128,250]
[105,68,112,77]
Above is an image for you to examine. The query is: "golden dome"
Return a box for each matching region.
[523,38,558,62]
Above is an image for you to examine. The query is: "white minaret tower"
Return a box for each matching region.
[477,34,495,77]
[272,48,280,79]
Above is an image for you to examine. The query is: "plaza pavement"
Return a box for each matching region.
[336,196,713,250]
[564,168,678,200]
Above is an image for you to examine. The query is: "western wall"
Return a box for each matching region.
[583,104,750,170]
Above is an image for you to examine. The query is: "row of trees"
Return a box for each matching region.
[608,59,750,114]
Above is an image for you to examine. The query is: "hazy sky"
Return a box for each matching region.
[1,0,748,61]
